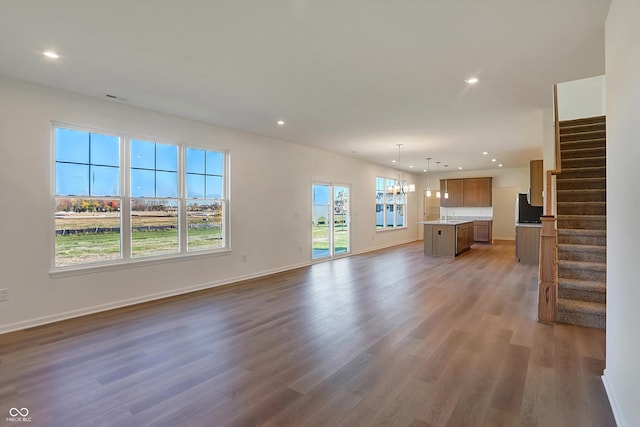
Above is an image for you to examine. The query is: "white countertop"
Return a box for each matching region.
[516,223,542,228]
[418,219,474,225]
[418,216,493,226]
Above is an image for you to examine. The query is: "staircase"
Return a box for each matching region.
[556,115,606,329]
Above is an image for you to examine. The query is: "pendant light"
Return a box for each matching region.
[388,144,415,194]
[444,164,449,199]
[425,157,432,197]
[435,162,441,198]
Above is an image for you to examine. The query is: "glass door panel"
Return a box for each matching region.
[333,185,350,256]
[312,183,351,260]
[312,184,331,259]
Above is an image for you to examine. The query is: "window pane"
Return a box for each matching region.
[186,148,205,174]
[91,165,120,196]
[130,139,155,169]
[376,177,385,192]
[205,175,223,199]
[385,190,394,204]
[396,205,404,227]
[386,205,395,227]
[156,171,178,198]
[156,143,178,172]
[187,200,223,251]
[131,169,155,197]
[90,133,120,166]
[187,174,205,198]
[131,199,179,258]
[56,163,89,196]
[56,128,89,163]
[395,193,405,204]
[376,204,384,228]
[206,151,224,175]
[55,198,121,266]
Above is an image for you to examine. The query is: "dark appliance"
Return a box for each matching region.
[516,193,543,224]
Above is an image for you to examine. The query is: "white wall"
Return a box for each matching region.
[603,1,640,426]
[557,75,606,121]
[0,77,421,333]
[418,167,530,240]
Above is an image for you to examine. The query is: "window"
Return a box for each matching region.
[376,176,406,229]
[185,148,225,251]
[130,139,179,258]
[53,124,228,270]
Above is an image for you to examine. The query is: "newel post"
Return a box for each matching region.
[538,215,557,322]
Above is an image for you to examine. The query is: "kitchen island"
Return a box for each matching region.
[419,219,474,257]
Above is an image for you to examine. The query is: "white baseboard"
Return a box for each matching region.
[0,261,310,335]
[602,370,624,427]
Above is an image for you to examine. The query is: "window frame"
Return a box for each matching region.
[50,122,231,276]
[375,175,408,230]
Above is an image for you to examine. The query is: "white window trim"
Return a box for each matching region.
[375,176,408,231]
[50,121,231,276]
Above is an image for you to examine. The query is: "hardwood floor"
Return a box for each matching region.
[0,242,615,426]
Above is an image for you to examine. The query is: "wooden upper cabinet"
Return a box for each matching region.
[440,179,464,207]
[440,177,492,207]
[530,160,543,207]
[463,177,493,207]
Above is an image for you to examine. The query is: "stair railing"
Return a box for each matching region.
[538,85,560,323]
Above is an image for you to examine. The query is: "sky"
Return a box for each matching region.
[55,127,223,199]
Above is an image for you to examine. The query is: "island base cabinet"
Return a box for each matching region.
[425,224,456,257]
[456,222,473,255]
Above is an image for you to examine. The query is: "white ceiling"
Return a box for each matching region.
[0,0,611,172]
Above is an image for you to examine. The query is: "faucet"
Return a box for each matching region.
[444,209,455,222]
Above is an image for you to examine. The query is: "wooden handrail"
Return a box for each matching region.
[545,84,562,215]
[538,84,560,323]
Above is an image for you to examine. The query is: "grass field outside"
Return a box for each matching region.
[55,211,223,266]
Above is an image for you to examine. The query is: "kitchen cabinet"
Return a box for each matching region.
[464,178,493,207]
[439,177,492,207]
[455,222,473,254]
[424,223,456,257]
[422,220,474,257]
[473,220,492,243]
[530,160,543,207]
[439,179,464,207]
[516,225,541,264]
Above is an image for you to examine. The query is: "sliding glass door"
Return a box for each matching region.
[312,183,350,260]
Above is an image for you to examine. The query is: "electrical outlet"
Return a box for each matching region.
[0,288,8,302]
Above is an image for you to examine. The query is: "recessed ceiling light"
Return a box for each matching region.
[43,50,60,59]
[423,169,427,172]
[491,158,497,162]
[392,159,396,163]
[409,165,414,168]
[276,120,285,126]
[465,77,479,84]
[458,166,463,170]
[498,163,503,167]
[482,151,489,155]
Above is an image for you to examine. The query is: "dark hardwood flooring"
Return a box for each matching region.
[0,242,615,426]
